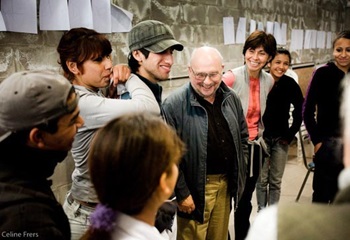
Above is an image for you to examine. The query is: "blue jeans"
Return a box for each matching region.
[256,137,288,211]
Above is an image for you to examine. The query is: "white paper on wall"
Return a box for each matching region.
[236,17,246,44]
[92,0,111,33]
[280,23,287,45]
[274,22,281,44]
[69,0,93,29]
[326,31,333,49]
[316,31,326,49]
[0,11,6,31]
[39,0,69,31]
[290,29,304,51]
[250,19,256,34]
[304,29,317,49]
[274,22,287,45]
[266,21,274,34]
[223,17,235,45]
[111,3,133,33]
[1,0,37,34]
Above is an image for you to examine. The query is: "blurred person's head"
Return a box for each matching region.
[0,70,83,178]
[0,70,83,151]
[127,20,183,83]
[189,46,224,103]
[83,112,185,239]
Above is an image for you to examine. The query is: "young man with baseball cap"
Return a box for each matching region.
[121,20,183,106]
[0,70,84,239]
[120,20,183,239]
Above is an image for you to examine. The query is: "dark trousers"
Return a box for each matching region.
[312,137,343,203]
[234,144,262,240]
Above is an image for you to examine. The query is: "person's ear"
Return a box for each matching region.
[28,128,46,149]
[66,61,79,74]
[159,172,172,197]
[188,66,192,76]
[132,50,143,62]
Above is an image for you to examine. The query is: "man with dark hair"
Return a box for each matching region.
[123,19,184,239]
[0,70,84,239]
[121,20,183,108]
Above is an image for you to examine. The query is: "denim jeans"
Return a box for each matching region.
[62,192,95,240]
[256,137,288,211]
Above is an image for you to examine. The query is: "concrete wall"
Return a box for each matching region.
[0,0,348,81]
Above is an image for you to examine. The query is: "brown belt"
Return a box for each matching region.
[67,193,97,208]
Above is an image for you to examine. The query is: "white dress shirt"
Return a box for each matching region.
[112,211,166,240]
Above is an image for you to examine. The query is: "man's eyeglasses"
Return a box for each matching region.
[190,67,222,81]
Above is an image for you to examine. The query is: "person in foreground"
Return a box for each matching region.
[57,27,160,239]
[246,73,350,240]
[303,30,350,203]
[163,46,249,240]
[0,70,84,239]
[81,112,185,240]
[256,48,304,211]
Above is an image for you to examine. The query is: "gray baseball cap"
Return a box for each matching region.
[128,20,184,53]
[0,70,79,142]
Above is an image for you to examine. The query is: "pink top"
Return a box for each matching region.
[247,77,260,140]
[223,73,260,140]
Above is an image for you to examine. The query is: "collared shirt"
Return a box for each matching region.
[194,87,236,174]
[111,211,165,240]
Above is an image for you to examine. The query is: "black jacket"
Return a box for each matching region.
[163,82,249,223]
[0,142,70,240]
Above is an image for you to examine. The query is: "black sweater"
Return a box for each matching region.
[303,62,347,145]
[263,74,304,143]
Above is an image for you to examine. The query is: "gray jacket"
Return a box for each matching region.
[70,74,160,203]
[228,65,274,138]
[162,82,249,223]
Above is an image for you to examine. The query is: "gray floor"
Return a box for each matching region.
[228,139,314,239]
